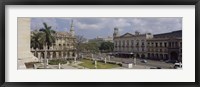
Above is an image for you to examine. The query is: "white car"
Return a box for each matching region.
[141,59,147,63]
[174,62,182,69]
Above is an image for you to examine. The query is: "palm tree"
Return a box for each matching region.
[39,22,56,68]
[31,30,44,50]
[39,22,56,49]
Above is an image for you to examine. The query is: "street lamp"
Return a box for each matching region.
[130,52,136,66]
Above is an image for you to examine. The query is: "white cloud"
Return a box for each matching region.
[31,17,182,39]
[75,21,101,30]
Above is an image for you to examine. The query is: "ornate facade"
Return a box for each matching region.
[31,20,77,60]
[147,30,182,61]
[113,27,182,62]
[113,27,153,58]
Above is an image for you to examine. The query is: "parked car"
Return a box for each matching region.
[165,60,178,63]
[141,59,147,63]
[150,67,162,69]
[150,67,157,69]
[173,63,182,69]
[156,67,162,69]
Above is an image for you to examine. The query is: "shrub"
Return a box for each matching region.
[48,59,68,65]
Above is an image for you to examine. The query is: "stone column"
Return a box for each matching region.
[94,60,97,69]
[65,52,68,59]
[61,52,64,59]
[70,52,73,58]
[134,57,136,66]
[56,52,59,59]
[17,18,38,69]
[104,57,107,64]
[91,54,94,60]
[50,52,53,60]
[108,55,111,62]
[47,59,49,65]
[81,54,84,59]
[38,52,41,62]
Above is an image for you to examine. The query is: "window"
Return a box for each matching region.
[169,42,171,47]
[164,42,167,47]
[160,43,162,47]
[142,48,144,51]
[155,43,158,47]
[123,40,125,46]
[147,42,150,46]
[136,40,139,46]
[172,42,174,47]
[142,42,144,46]
[131,40,134,46]
[127,40,129,46]
[175,42,178,47]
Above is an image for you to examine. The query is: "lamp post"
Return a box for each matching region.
[94,60,97,69]
[134,57,136,66]
[91,53,94,60]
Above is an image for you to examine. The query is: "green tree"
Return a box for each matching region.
[39,22,56,49]
[84,42,100,53]
[99,41,114,53]
[31,30,44,49]
[75,35,87,58]
[39,22,56,68]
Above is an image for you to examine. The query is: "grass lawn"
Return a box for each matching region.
[79,59,120,69]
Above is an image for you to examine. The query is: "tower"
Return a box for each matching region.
[113,27,120,37]
[70,20,75,37]
[135,31,140,35]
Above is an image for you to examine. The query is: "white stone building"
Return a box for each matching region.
[113,27,153,58]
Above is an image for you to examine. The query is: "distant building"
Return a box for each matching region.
[113,27,153,58]
[103,36,113,42]
[88,36,104,43]
[146,30,182,62]
[112,27,182,62]
[88,36,113,43]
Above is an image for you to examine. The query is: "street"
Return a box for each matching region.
[109,57,174,69]
[88,53,175,69]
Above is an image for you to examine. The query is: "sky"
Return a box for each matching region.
[31,17,182,39]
